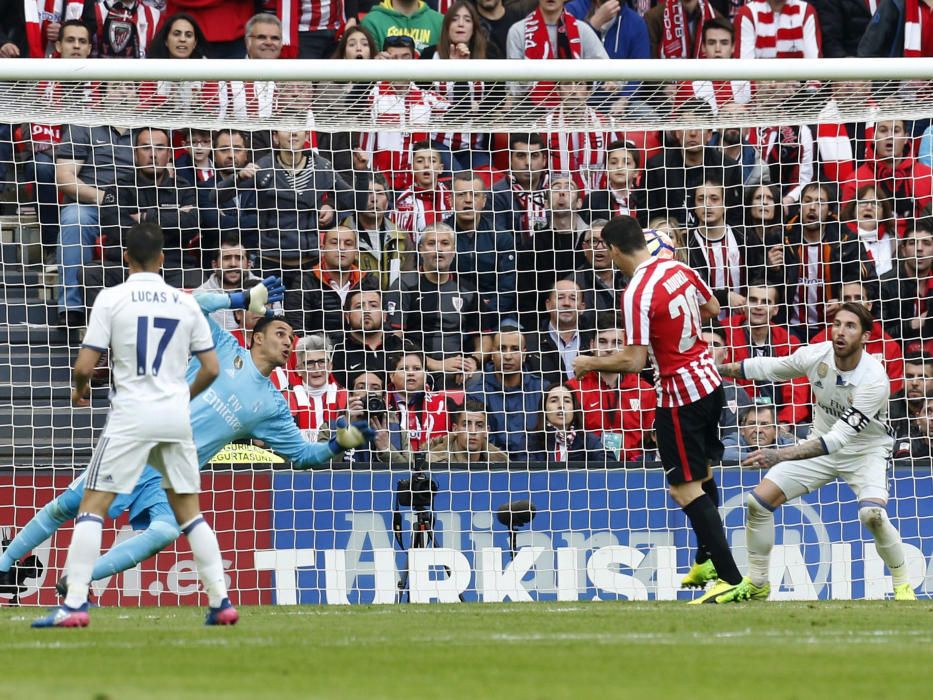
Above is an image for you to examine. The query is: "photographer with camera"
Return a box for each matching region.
[318,371,413,466]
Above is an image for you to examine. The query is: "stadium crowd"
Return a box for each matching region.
[0,0,932,465]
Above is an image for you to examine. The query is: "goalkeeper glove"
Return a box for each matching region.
[328,418,377,454]
[228,276,286,316]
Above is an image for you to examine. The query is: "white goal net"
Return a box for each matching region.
[0,58,931,607]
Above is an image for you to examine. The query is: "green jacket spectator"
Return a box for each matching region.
[362,0,444,54]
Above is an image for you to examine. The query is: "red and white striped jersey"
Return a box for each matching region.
[734,0,821,59]
[390,182,452,237]
[544,105,618,193]
[93,0,161,58]
[359,81,449,190]
[288,381,348,441]
[278,0,345,58]
[431,78,488,152]
[624,257,722,407]
[816,97,877,186]
[675,79,751,115]
[23,0,84,57]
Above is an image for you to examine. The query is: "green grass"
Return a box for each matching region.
[2,601,932,699]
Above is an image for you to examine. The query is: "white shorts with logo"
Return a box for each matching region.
[85,436,200,495]
[764,450,890,503]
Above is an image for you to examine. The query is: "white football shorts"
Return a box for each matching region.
[764,450,890,503]
[85,436,201,495]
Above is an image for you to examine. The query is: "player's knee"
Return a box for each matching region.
[858,505,887,534]
[746,491,772,518]
[149,518,181,547]
[48,491,80,522]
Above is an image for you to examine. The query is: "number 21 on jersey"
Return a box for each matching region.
[136,316,179,376]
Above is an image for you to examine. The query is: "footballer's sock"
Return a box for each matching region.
[92,518,180,580]
[0,499,70,572]
[746,492,776,588]
[181,516,228,608]
[694,478,721,565]
[859,503,910,587]
[64,513,104,609]
[683,494,742,585]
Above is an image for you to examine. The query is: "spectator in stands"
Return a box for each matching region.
[859,0,933,57]
[722,402,795,463]
[465,326,543,461]
[686,178,746,313]
[277,0,347,59]
[218,13,283,129]
[813,280,905,395]
[391,141,451,237]
[359,36,450,190]
[343,173,416,290]
[388,350,451,452]
[782,181,862,341]
[574,219,627,314]
[740,183,786,286]
[165,0,253,58]
[493,132,549,238]
[566,311,656,461]
[331,289,413,388]
[427,399,509,464]
[843,118,933,220]
[715,122,770,187]
[285,225,375,335]
[147,12,205,58]
[196,129,260,252]
[645,0,719,58]
[675,17,751,114]
[734,0,822,59]
[840,185,897,279]
[721,278,811,427]
[536,279,591,388]
[362,0,444,54]
[890,350,933,439]
[904,397,933,461]
[532,384,608,464]
[0,0,79,57]
[447,171,518,326]
[387,223,483,383]
[91,126,202,297]
[645,101,743,226]
[54,86,135,325]
[175,128,214,186]
[880,220,933,347]
[507,0,608,63]
[747,116,815,210]
[474,0,523,58]
[812,0,871,58]
[700,320,754,437]
[195,235,260,330]
[289,334,349,442]
[84,0,161,58]
[585,139,648,225]
[254,128,354,280]
[23,19,93,255]
[326,370,413,465]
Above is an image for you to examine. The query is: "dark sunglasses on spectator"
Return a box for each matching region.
[383,35,415,51]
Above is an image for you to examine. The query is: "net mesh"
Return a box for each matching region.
[0,69,931,606]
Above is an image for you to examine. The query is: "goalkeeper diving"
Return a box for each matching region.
[0,278,375,606]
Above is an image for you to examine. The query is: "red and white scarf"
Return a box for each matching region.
[545,105,617,193]
[904,0,929,57]
[432,69,487,151]
[510,174,549,239]
[660,0,715,58]
[553,429,577,462]
[694,227,742,293]
[277,0,345,58]
[23,1,84,57]
[524,7,582,105]
[391,183,452,238]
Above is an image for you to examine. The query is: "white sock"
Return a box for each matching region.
[746,493,775,588]
[64,513,104,609]
[859,505,909,587]
[181,515,228,608]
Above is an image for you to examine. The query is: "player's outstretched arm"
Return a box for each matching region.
[726,346,811,383]
[71,347,102,407]
[189,348,220,399]
[573,345,649,378]
[743,438,828,469]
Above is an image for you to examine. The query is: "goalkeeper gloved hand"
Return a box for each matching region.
[328,417,377,454]
[228,276,286,316]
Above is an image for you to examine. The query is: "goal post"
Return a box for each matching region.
[0,57,931,607]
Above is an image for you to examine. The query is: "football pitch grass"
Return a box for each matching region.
[2,601,931,699]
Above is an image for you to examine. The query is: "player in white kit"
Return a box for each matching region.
[33,223,226,628]
[714,302,916,603]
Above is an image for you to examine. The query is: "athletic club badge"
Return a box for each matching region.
[103,2,137,58]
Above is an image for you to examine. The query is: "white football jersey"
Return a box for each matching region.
[82,272,213,441]
[742,341,894,457]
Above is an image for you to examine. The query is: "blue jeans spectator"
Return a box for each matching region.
[24,151,59,247]
[57,203,99,313]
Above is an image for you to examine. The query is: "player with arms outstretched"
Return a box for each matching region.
[33,223,223,628]
[716,302,916,603]
[5,274,374,613]
[573,215,744,603]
